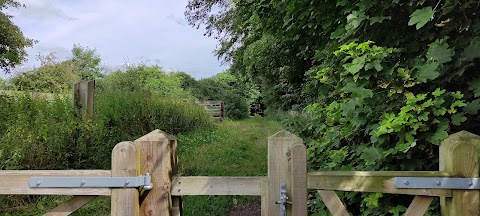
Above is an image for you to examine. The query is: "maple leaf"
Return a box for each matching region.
[408,7,435,30]
[414,62,440,82]
[426,39,455,64]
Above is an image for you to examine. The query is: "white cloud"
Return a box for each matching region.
[6,0,227,79]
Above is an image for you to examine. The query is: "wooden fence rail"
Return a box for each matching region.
[1,129,480,215]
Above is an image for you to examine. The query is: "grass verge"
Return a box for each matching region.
[1,116,282,215]
[178,116,283,216]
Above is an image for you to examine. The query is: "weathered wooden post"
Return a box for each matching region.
[440,131,480,215]
[72,80,95,119]
[267,130,307,216]
[73,80,95,148]
[111,142,140,216]
[134,130,175,215]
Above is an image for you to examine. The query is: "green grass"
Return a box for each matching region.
[0,116,282,215]
[177,116,283,216]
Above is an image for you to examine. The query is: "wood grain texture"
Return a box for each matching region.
[291,144,307,216]
[111,142,139,216]
[261,177,268,216]
[171,176,264,195]
[440,131,480,216]
[0,170,111,195]
[308,171,452,197]
[267,130,304,216]
[404,196,434,216]
[134,130,171,216]
[45,196,97,216]
[317,190,349,216]
[170,137,182,216]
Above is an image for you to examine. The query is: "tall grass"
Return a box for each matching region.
[0,89,212,214]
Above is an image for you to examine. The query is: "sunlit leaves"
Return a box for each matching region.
[408,7,435,29]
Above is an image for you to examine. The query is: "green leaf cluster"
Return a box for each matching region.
[185,0,480,214]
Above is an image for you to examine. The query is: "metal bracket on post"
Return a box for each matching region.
[28,173,153,190]
[275,182,292,216]
[395,177,480,189]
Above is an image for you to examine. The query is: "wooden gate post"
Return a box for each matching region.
[267,130,307,216]
[440,131,480,216]
[134,130,174,216]
[111,142,140,216]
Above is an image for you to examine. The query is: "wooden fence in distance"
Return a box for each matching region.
[195,100,224,120]
[1,129,480,215]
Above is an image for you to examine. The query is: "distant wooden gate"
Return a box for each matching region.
[195,100,224,120]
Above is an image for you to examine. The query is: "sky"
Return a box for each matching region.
[5,0,227,79]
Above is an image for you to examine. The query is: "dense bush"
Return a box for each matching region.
[97,65,194,100]
[0,90,212,170]
[0,95,81,170]
[188,0,480,214]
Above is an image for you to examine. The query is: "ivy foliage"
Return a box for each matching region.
[187,0,480,214]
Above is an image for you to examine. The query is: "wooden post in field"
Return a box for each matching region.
[267,130,305,216]
[73,80,94,147]
[134,130,173,216]
[111,142,140,216]
[73,80,95,119]
[440,131,480,216]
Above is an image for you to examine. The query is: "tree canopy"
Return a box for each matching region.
[0,0,34,72]
[186,0,480,214]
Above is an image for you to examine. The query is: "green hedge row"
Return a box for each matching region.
[0,90,212,170]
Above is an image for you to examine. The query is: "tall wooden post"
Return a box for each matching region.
[73,80,95,119]
[267,130,306,216]
[73,81,95,148]
[111,142,140,216]
[134,130,174,216]
[440,131,480,216]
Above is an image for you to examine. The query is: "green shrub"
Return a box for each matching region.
[0,89,212,170]
[97,65,194,100]
[0,95,82,170]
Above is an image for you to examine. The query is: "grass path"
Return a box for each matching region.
[178,116,283,216]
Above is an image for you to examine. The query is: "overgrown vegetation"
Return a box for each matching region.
[187,0,480,214]
[173,70,256,120]
[0,71,213,214]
